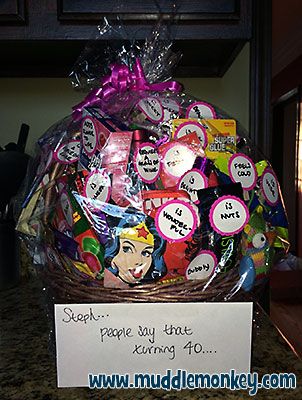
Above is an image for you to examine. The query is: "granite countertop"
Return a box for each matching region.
[1,278,302,400]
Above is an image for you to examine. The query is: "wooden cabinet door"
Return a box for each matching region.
[58,0,241,22]
[0,0,26,24]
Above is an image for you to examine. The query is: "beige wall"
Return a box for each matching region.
[0,44,249,154]
[0,79,83,154]
[180,43,250,132]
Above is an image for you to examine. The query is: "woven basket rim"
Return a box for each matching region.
[40,264,249,303]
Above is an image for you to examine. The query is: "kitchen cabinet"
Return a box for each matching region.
[0,0,272,156]
[0,0,251,77]
[58,0,247,24]
[0,0,25,23]
[1,1,251,37]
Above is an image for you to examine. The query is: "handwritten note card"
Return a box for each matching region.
[55,302,253,387]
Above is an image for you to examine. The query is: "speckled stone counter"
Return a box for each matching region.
[1,278,302,400]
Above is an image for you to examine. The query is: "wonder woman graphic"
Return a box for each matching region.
[104,214,166,287]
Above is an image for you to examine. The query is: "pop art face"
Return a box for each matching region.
[112,222,155,284]
[112,238,154,284]
[105,216,167,286]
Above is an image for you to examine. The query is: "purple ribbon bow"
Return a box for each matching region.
[72,58,182,120]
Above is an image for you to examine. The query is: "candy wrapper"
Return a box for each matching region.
[17,20,290,302]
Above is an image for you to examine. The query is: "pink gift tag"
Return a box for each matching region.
[155,199,198,243]
[177,169,208,203]
[260,168,279,206]
[81,117,99,157]
[84,170,111,205]
[209,195,249,236]
[185,250,217,280]
[175,121,208,149]
[54,140,80,164]
[137,97,164,123]
[134,142,160,184]
[228,154,257,191]
[186,101,216,120]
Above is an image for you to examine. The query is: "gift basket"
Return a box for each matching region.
[17,20,290,305]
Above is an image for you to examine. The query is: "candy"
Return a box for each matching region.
[17,33,290,298]
[159,132,203,189]
[239,206,276,291]
[196,183,246,276]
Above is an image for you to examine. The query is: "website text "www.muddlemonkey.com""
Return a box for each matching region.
[88,369,296,396]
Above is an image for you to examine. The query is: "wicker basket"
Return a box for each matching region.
[40,264,254,304]
[38,163,252,305]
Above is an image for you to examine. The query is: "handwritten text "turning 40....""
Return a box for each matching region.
[62,306,217,361]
